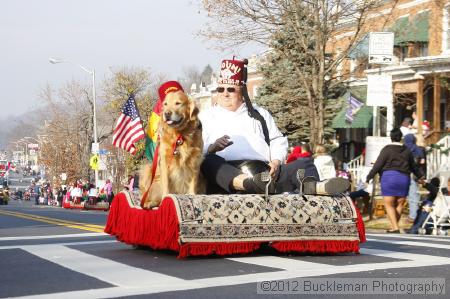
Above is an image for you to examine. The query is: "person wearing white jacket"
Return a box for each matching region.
[200,58,349,195]
[313,145,337,181]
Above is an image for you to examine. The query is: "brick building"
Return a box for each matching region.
[192,0,449,153]
[332,0,450,145]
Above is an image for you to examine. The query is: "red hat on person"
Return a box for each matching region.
[218,59,245,86]
[158,81,184,101]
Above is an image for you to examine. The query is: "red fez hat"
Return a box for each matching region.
[218,59,245,86]
[158,81,184,101]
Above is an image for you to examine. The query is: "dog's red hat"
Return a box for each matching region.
[158,81,184,101]
[218,59,245,86]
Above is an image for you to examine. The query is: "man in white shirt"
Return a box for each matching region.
[400,117,414,137]
[200,59,348,195]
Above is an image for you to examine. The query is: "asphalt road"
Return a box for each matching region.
[1,185,450,298]
[5,171,35,191]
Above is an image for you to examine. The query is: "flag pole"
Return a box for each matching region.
[92,69,99,187]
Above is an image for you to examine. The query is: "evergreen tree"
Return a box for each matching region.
[201,0,389,145]
[256,52,309,145]
[200,64,213,86]
[256,26,344,145]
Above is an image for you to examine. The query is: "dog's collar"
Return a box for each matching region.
[170,121,201,156]
[172,134,184,156]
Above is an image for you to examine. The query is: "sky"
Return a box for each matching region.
[0,0,263,117]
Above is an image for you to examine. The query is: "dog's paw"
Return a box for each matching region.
[148,200,161,208]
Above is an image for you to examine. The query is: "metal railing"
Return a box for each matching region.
[426,135,450,180]
[347,134,449,182]
[347,154,364,189]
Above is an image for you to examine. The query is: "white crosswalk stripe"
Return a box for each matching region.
[366,233,450,242]
[0,233,107,241]
[368,238,450,250]
[24,245,188,288]
[2,235,450,298]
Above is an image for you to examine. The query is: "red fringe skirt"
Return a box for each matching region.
[105,193,366,258]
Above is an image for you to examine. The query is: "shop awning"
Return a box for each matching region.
[331,87,373,129]
[390,16,410,45]
[332,106,373,129]
[407,11,429,43]
[390,11,429,45]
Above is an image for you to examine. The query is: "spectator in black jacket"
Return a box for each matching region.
[407,177,441,234]
[366,128,424,233]
[404,134,426,222]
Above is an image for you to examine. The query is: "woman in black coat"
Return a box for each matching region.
[366,128,424,233]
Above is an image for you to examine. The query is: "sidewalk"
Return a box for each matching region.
[363,215,413,233]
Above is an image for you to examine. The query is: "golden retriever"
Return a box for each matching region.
[141,91,204,208]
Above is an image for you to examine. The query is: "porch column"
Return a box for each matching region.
[417,79,424,135]
[433,75,441,133]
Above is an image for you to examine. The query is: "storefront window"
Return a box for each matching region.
[418,42,428,57]
[394,46,408,61]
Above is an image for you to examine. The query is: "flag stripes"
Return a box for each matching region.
[112,94,145,155]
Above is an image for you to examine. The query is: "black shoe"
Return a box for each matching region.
[243,172,275,194]
[243,176,263,194]
[303,177,350,196]
[254,172,275,194]
[302,177,318,195]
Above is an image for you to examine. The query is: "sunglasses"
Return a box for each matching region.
[216,87,237,93]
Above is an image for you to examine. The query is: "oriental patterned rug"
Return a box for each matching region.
[168,194,359,243]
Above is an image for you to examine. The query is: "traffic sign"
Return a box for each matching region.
[369,32,394,64]
[90,154,99,170]
[367,74,392,107]
[91,142,99,154]
[365,136,391,167]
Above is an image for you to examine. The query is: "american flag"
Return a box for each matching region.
[112,94,145,155]
[345,93,364,123]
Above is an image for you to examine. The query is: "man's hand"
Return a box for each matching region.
[208,135,233,154]
[268,159,281,179]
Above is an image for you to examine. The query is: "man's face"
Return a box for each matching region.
[216,84,243,112]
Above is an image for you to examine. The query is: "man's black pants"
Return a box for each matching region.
[200,154,319,194]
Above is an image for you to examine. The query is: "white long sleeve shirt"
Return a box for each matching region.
[199,103,288,162]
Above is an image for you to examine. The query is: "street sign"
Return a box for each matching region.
[91,142,99,154]
[365,136,391,167]
[90,154,99,170]
[367,74,392,107]
[368,32,394,64]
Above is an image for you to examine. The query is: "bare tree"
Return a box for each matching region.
[177,65,202,92]
[102,66,167,133]
[200,0,398,145]
[38,82,94,184]
[101,67,167,188]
